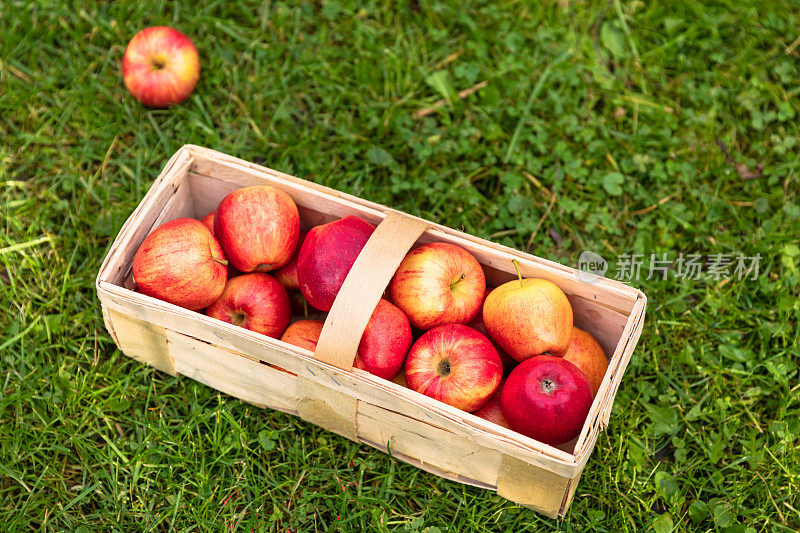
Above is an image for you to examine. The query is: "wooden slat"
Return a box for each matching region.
[573,293,647,462]
[358,437,494,489]
[496,454,574,518]
[296,377,358,440]
[558,471,584,517]
[357,402,502,487]
[107,309,175,375]
[166,329,297,414]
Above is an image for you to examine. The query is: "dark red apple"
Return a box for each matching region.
[405,324,502,412]
[206,273,290,339]
[280,319,324,352]
[500,355,592,446]
[274,230,308,290]
[132,217,227,310]
[390,242,485,330]
[122,26,200,107]
[353,299,412,380]
[296,215,376,311]
[468,289,517,375]
[214,185,300,273]
[473,379,510,428]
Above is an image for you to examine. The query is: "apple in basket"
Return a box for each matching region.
[467,288,518,375]
[563,327,609,397]
[122,26,200,107]
[214,185,300,273]
[296,215,375,311]
[132,218,227,310]
[500,355,592,446]
[390,242,485,330]
[352,299,413,380]
[274,230,308,290]
[473,378,511,429]
[281,319,324,352]
[404,324,502,412]
[483,271,573,361]
[206,273,291,339]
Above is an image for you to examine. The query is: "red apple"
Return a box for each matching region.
[390,242,485,330]
[297,215,376,311]
[353,299,412,380]
[468,289,517,375]
[198,210,244,279]
[483,277,573,361]
[206,273,290,339]
[214,185,300,273]
[280,319,324,352]
[122,26,200,107]
[274,230,308,290]
[563,327,608,396]
[405,324,502,412]
[473,379,510,428]
[500,355,592,446]
[200,210,215,232]
[132,218,227,310]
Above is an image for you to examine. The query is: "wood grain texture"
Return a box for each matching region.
[107,308,175,375]
[296,377,359,440]
[167,330,298,414]
[496,454,575,518]
[357,401,502,487]
[314,211,429,370]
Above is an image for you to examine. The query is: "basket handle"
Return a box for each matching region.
[313,210,429,370]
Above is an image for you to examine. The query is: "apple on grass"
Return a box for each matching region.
[206,273,290,339]
[297,215,375,311]
[500,355,592,446]
[404,324,502,412]
[483,263,573,361]
[122,26,200,107]
[563,327,608,396]
[390,242,485,330]
[214,185,300,273]
[132,218,227,310]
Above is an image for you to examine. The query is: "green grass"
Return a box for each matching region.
[2,0,799,531]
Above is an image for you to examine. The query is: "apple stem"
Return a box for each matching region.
[449,273,467,291]
[213,256,229,267]
[512,259,523,287]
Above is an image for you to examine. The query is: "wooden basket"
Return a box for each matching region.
[96,145,646,518]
